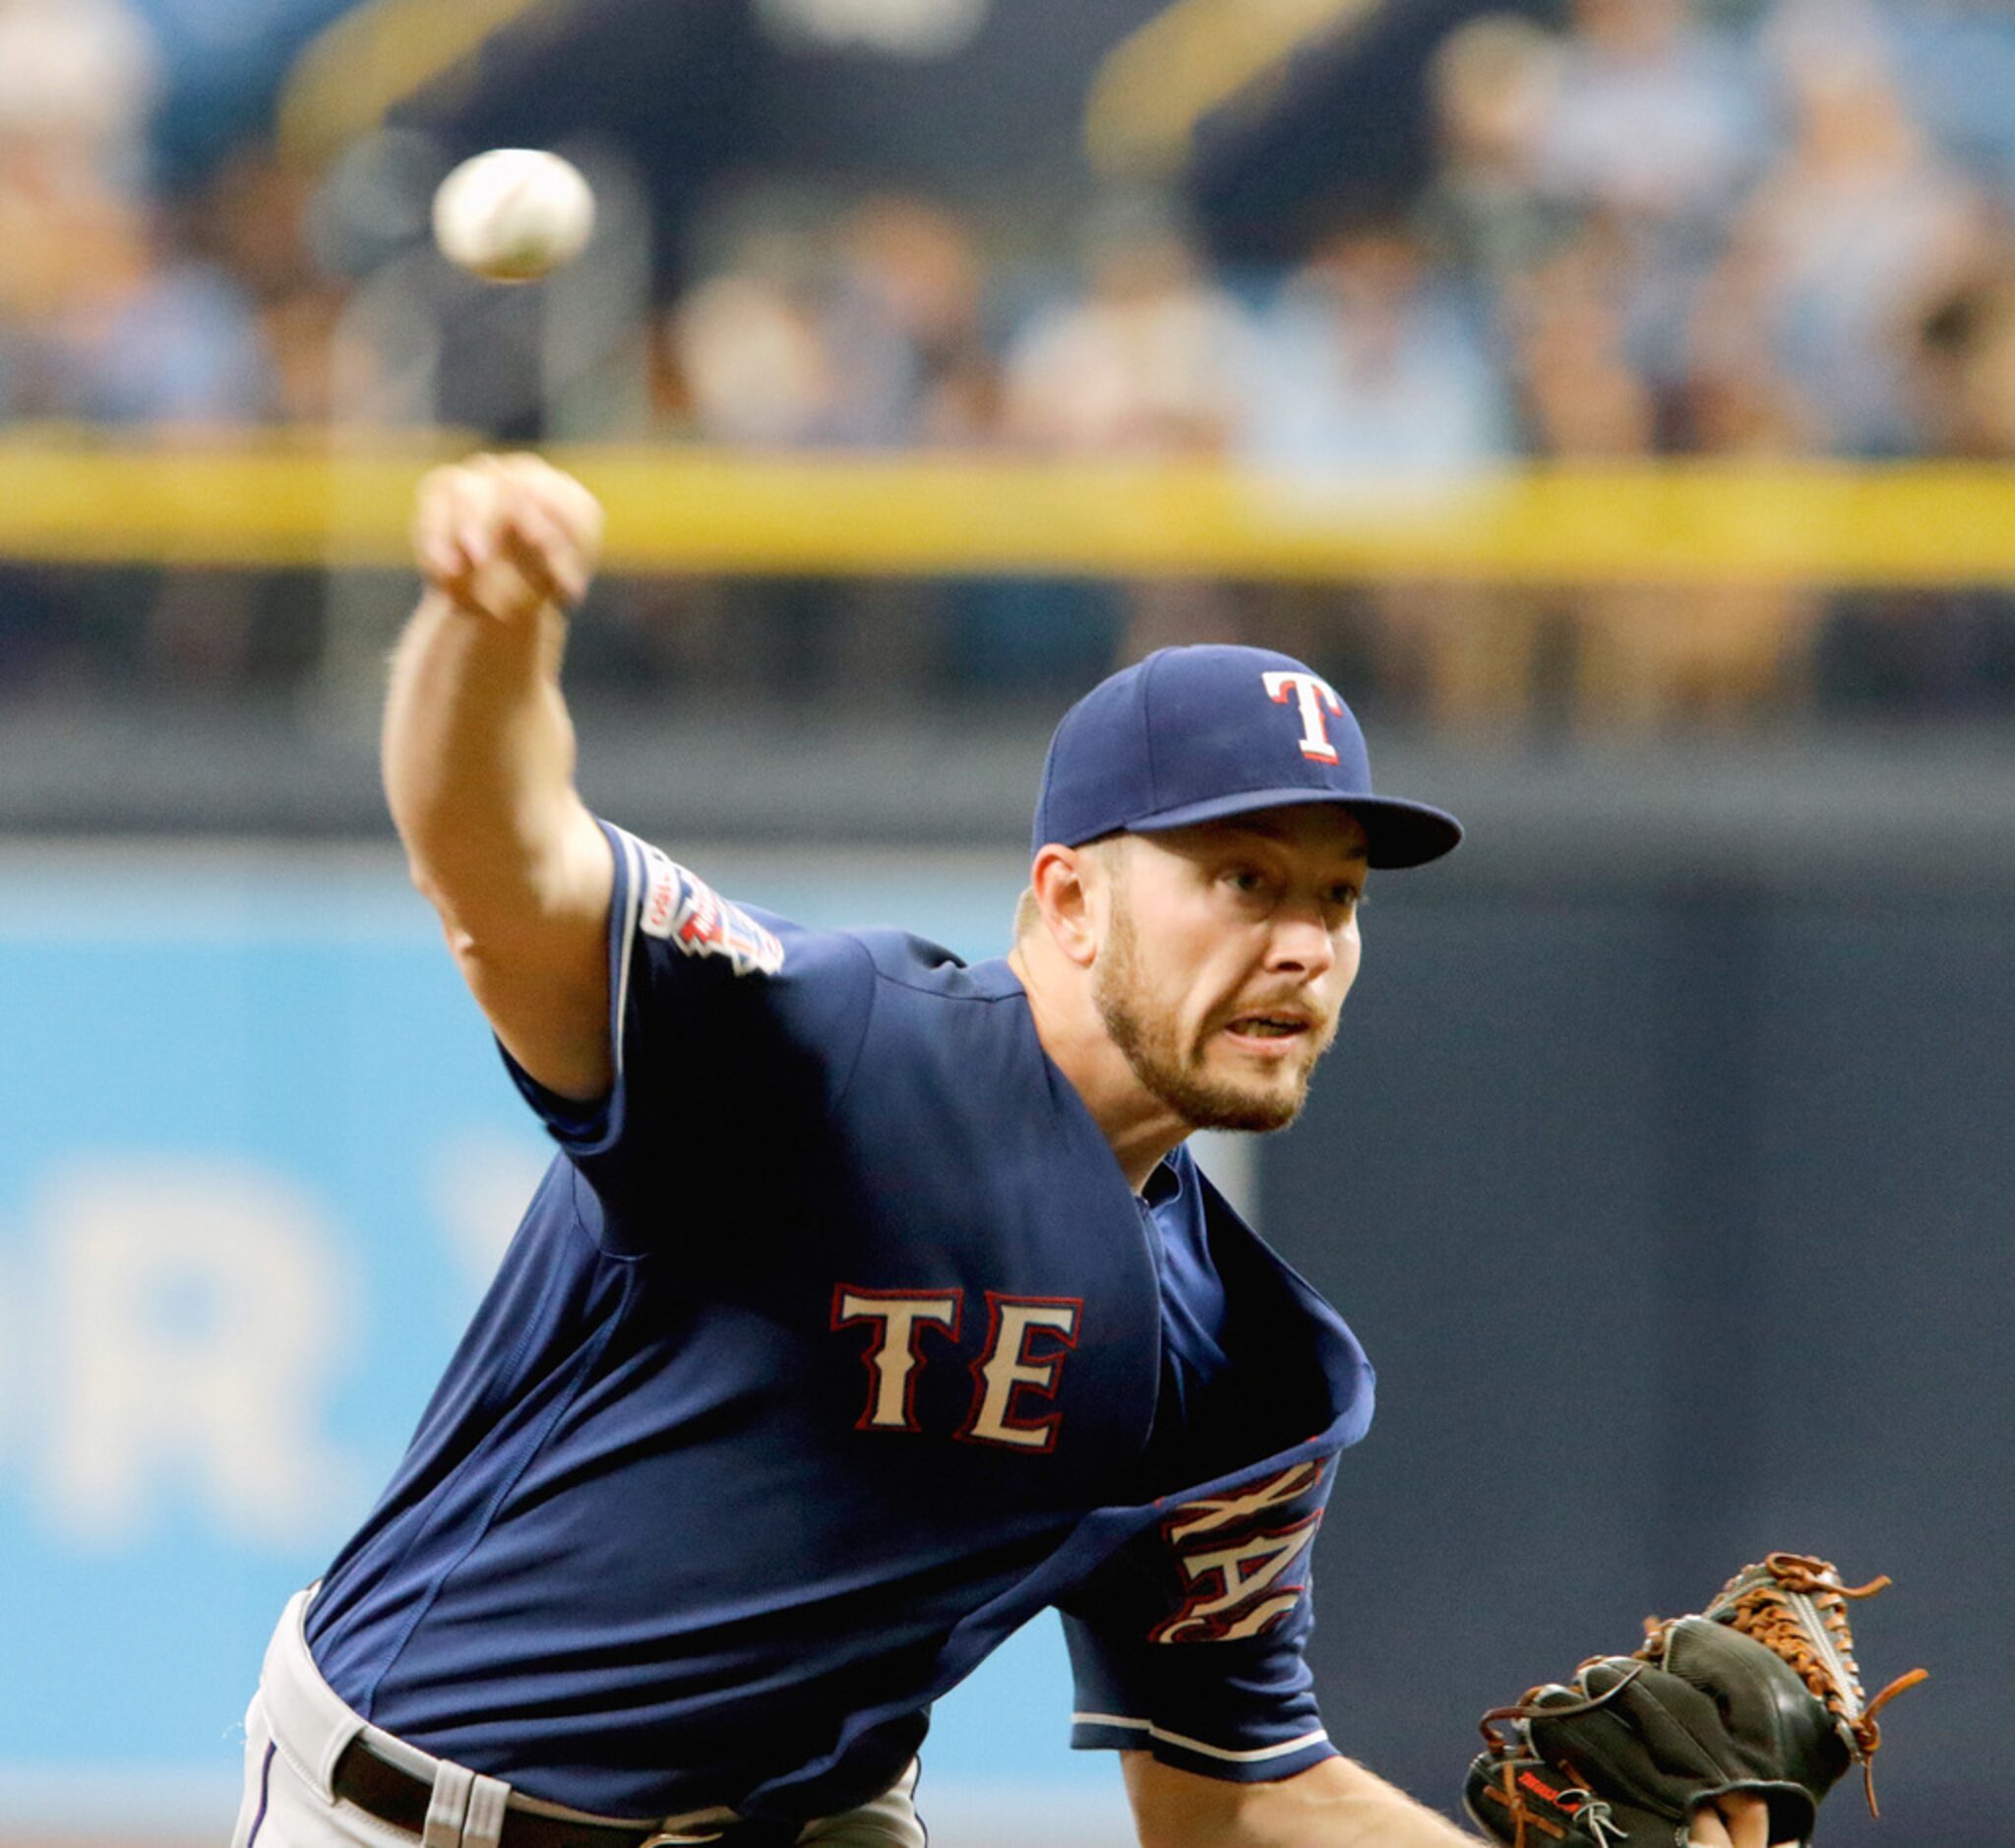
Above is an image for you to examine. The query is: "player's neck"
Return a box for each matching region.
[1008,939,1190,1193]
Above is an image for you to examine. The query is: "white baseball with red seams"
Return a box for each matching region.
[432,149,596,281]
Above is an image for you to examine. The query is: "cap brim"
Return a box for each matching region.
[1126,786,1463,869]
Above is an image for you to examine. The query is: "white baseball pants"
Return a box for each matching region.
[231,1589,926,1848]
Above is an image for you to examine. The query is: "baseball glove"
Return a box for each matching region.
[1463,1553,1926,1848]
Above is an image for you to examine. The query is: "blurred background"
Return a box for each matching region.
[0,0,2009,1841]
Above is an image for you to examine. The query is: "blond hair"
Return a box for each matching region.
[1013,886,1042,942]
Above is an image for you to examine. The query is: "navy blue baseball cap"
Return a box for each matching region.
[1032,646,1462,868]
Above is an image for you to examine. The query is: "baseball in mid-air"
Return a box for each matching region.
[432,149,596,282]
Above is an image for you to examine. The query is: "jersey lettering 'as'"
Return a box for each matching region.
[831,1286,1082,1451]
[638,846,784,976]
[1150,1460,1327,1643]
[1163,1459,1325,1542]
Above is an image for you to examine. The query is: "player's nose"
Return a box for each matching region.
[1263,904,1337,980]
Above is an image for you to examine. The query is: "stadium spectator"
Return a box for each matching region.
[1491,211,1822,730]
[1416,13,1581,290]
[988,199,1252,683]
[0,135,273,426]
[1242,220,1516,472]
[1810,259,2015,716]
[1880,0,2015,203]
[0,148,279,687]
[1527,0,1773,409]
[1915,258,2015,459]
[1501,220,1661,457]
[1534,0,1769,232]
[0,0,158,186]
[667,192,998,451]
[190,148,345,424]
[1235,221,1519,727]
[0,0,282,699]
[1437,221,1661,729]
[668,228,839,448]
[1698,4,1997,454]
[1001,196,1254,457]
[824,194,998,447]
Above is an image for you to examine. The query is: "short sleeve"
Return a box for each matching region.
[502,821,876,1200]
[1059,1457,1340,1783]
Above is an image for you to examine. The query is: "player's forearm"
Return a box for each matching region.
[386,456,615,1099]
[387,454,609,948]
[383,587,594,939]
[1127,1753,1483,1848]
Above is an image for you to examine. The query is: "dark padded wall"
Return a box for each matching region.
[1263,874,2012,1843]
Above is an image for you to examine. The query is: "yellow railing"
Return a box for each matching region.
[1,430,2012,584]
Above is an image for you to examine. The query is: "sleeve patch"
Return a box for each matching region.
[637,845,785,977]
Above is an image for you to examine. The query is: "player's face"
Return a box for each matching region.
[1090,807,1367,1133]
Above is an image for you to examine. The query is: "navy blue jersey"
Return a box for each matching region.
[306,824,1375,1824]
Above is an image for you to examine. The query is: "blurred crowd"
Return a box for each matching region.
[4,0,2015,727]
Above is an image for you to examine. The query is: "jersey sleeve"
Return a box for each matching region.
[502,821,876,1203]
[1058,1457,1340,1784]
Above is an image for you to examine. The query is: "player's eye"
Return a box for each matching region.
[1223,868,1268,895]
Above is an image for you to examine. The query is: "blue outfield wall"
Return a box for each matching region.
[0,844,1127,1838]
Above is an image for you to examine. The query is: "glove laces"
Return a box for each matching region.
[1668,1552,1929,1817]
[1477,1754,1631,1848]
[1477,1668,1647,1847]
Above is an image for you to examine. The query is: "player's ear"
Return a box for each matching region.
[1029,843,1100,967]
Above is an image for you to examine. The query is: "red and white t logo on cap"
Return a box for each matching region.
[1263,670,1343,764]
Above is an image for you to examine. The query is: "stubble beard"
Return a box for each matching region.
[1092,897,1322,1136]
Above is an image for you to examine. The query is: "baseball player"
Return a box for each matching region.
[232,454,1784,1848]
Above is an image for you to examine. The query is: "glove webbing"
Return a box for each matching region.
[1638,1552,1928,1816]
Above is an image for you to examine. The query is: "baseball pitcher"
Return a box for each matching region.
[231,456,1908,1848]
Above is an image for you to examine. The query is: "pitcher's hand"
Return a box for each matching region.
[414,452,603,624]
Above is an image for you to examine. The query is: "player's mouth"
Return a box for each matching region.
[1220,1011,1316,1054]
